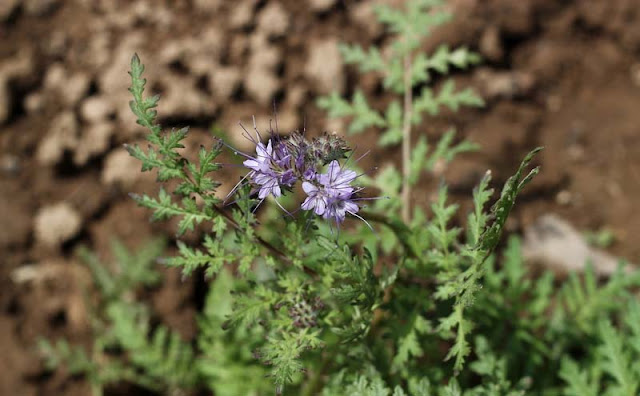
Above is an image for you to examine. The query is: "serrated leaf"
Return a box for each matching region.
[339,43,386,73]
[379,100,403,146]
[479,147,543,252]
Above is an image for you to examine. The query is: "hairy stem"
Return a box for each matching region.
[401,53,413,223]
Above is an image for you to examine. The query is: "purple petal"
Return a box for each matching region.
[302,181,318,195]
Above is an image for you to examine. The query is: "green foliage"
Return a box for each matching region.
[42,10,640,396]
[38,239,199,395]
[318,0,483,151]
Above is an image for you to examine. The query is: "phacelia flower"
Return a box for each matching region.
[300,160,361,224]
[242,137,297,200]
[229,126,372,227]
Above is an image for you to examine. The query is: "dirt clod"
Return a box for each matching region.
[305,39,344,94]
[34,202,83,248]
[257,2,290,38]
[102,148,143,188]
[36,111,79,166]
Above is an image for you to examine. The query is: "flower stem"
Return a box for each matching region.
[401,53,413,223]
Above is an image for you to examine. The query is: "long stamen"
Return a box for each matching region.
[214,137,254,160]
[350,211,374,231]
[225,172,252,204]
[273,198,295,219]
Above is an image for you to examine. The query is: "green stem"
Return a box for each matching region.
[301,352,331,396]
[401,53,413,223]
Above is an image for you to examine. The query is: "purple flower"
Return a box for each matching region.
[301,160,361,224]
[243,140,273,173]
[229,129,373,226]
[242,139,297,200]
[324,195,359,224]
[317,160,357,197]
[301,181,327,216]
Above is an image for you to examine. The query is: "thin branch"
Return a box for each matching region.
[401,53,413,223]
[211,205,318,277]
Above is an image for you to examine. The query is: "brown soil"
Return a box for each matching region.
[1,0,640,394]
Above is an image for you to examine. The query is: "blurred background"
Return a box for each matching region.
[1,0,640,394]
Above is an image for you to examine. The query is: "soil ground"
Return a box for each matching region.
[1,0,640,394]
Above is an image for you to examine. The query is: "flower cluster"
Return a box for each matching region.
[234,130,367,225]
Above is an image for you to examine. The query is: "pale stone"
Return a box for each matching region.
[36,111,78,165]
[308,0,335,13]
[229,0,256,29]
[244,67,280,106]
[80,96,114,123]
[74,122,114,165]
[34,202,82,248]
[523,214,636,277]
[257,2,290,38]
[209,67,241,101]
[305,39,344,94]
[102,148,141,187]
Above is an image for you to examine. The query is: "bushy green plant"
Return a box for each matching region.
[39,1,640,395]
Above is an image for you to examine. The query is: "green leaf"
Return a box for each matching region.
[349,91,386,134]
[409,136,429,185]
[598,320,639,395]
[466,170,493,246]
[339,43,386,73]
[317,91,353,118]
[129,54,161,138]
[379,100,403,146]
[559,358,599,396]
[479,147,543,252]
[131,189,211,236]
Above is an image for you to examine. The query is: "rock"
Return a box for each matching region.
[158,26,223,75]
[24,92,44,114]
[305,39,344,94]
[209,66,241,101]
[44,63,66,89]
[229,0,256,30]
[244,67,280,106]
[285,83,308,107]
[249,36,280,68]
[308,0,335,13]
[257,2,290,38]
[102,148,141,187]
[245,42,282,105]
[274,107,299,134]
[86,32,111,69]
[36,111,78,165]
[63,73,91,107]
[74,122,114,165]
[479,26,503,62]
[523,214,635,277]
[350,2,382,37]
[474,68,535,100]
[34,202,82,248]
[158,73,213,118]
[80,96,114,123]
[44,64,90,107]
